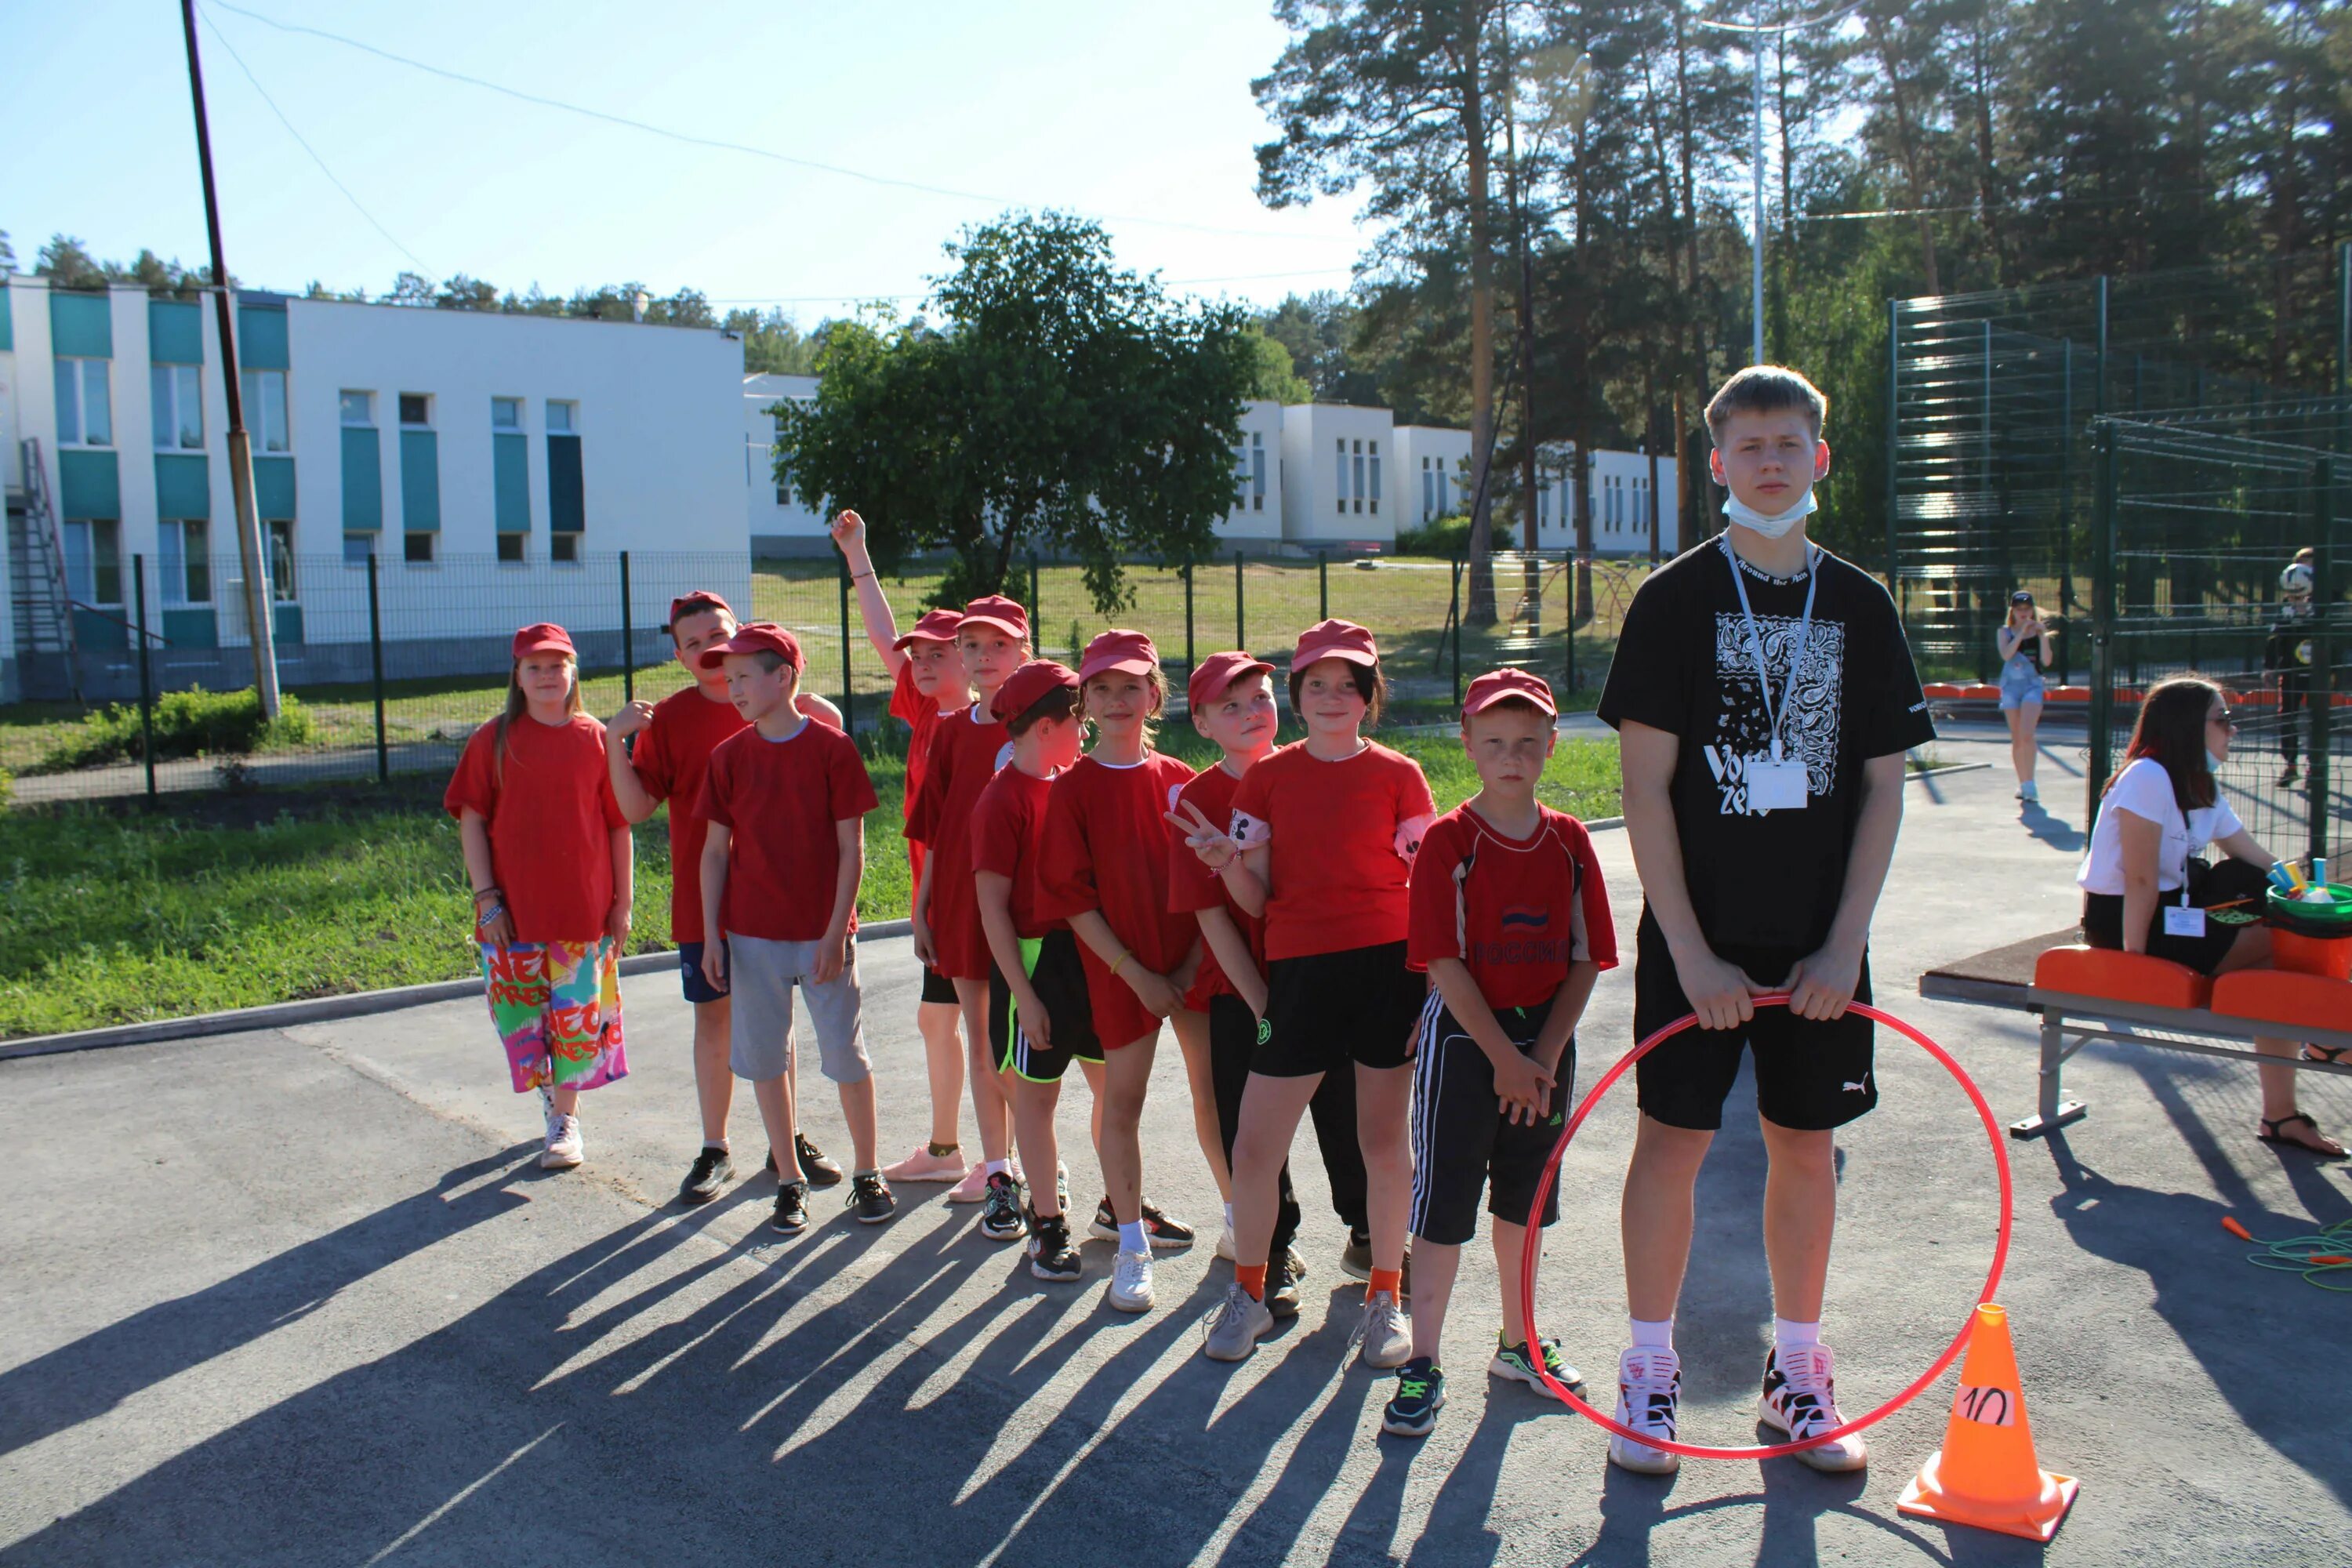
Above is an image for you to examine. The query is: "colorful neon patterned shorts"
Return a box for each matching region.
[478,938,628,1094]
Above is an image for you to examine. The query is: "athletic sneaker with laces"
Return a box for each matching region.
[1491,1334,1582,1396]
[2017,779,2039,803]
[1202,1283,1275,1362]
[796,1133,843,1188]
[1609,1347,1682,1474]
[882,1143,966,1183]
[1108,1249,1156,1312]
[1758,1344,1868,1472]
[1338,1233,1410,1296]
[678,1145,733,1204]
[1026,1207,1083,1282]
[978,1171,1026,1242]
[770,1179,811,1234]
[541,1114,583,1171]
[1087,1198,1193,1250]
[847,1171,897,1224]
[1265,1252,1303,1319]
[1381,1356,1445,1438]
[1356,1290,1410,1370]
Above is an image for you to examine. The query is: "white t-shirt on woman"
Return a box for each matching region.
[2076,756,2244,896]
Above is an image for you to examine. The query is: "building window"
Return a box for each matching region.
[160,519,212,606]
[63,519,123,607]
[242,369,289,452]
[340,390,374,426]
[1334,438,1346,514]
[265,521,297,601]
[404,531,436,564]
[151,363,204,451]
[550,533,580,564]
[1538,480,1550,528]
[343,531,375,565]
[1367,440,1380,516]
[1352,441,1365,516]
[55,358,112,447]
[492,396,523,430]
[547,400,577,434]
[398,393,431,428]
[1251,433,1266,511]
[774,413,793,506]
[497,532,526,564]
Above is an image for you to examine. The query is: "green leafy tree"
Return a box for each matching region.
[776,212,1258,612]
[1243,325,1315,402]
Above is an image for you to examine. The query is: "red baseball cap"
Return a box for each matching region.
[1187,649,1275,711]
[1462,667,1558,719]
[959,594,1030,641]
[892,608,964,651]
[1292,619,1380,670]
[666,590,734,630]
[1079,629,1159,683]
[991,659,1080,722]
[512,622,575,660]
[696,621,804,671]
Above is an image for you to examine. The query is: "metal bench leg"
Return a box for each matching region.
[2010,1018,2089,1140]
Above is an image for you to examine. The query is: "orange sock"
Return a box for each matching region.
[1368,1266,1402,1301]
[1236,1263,1268,1301]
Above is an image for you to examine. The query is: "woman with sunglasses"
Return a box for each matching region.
[2075,676,2343,1156]
[1998,590,2055,802]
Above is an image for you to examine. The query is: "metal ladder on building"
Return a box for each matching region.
[9,439,84,704]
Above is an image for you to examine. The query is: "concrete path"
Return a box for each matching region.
[3,732,2349,1566]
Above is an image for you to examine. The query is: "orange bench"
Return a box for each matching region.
[2014,945,2352,1138]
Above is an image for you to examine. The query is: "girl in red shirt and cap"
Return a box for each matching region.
[446,622,633,1171]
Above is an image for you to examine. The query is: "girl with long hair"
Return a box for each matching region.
[1998,590,2055,802]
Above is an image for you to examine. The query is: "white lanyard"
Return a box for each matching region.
[1722,535,1819,764]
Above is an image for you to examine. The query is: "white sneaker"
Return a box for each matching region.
[1216,1219,1236,1261]
[946,1163,989,1203]
[1356,1290,1411,1369]
[541,1114,583,1170]
[1609,1347,1682,1474]
[882,1144,966,1182]
[1108,1250,1156,1313]
[1759,1344,1868,1472]
[2018,779,2039,802]
[1202,1283,1275,1362]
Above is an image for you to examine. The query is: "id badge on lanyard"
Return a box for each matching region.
[1725,537,1818,813]
[2162,858,2205,939]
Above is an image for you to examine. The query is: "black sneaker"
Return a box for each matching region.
[848,1171,897,1225]
[1027,1206,1083,1282]
[797,1133,844,1188]
[1339,1232,1411,1298]
[678,1145,733,1206]
[770,1179,811,1234]
[978,1171,1026,1242]
[1087,1197,1194,1250]
[1381,1356,1445,1438]
[1266,1253,1303,1319]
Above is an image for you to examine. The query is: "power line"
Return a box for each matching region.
[204,0,1361,247]
[197,5,430,272]
[700,265,1360,308]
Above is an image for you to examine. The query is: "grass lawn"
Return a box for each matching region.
[0,724,1617,1038]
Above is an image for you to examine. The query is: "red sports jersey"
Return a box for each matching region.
[1406,804,1619,1009]
[1229,741,1436,961]
[1167,759,1264,1009]
[970,764,1062,942]
[905,702,1012,979]
[698,719,879,942]
[1040,751,1200,1044]
[629,684,746,944]
[889,660,946,892]
[444,713,628,943]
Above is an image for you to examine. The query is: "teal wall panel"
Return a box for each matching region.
[400,430,441,532]
[73,608,129,652]
[163,608,220,649]
[58,448,121,518]
[237,303,289,371]
[49,292,112,358]
[149,299,204,363]
[274,603,303,646]
[0,286,13,352]
[493,432,530,532]
[548,434,584,532]
[341,426,383,532]
[254,456,296,517]
[154,453,211,518]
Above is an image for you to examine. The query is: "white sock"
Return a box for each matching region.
[984,1158,1009,1178]
[1629,1316,1675,1352]
[1223,1202,1235,1231]
[1119,1219,1150,1254]
[1774,1316,1822,1349]
[705,1140,729,1153]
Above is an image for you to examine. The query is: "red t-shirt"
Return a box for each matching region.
[697,718,879,942]
[1041,752,1200,1038]
[1407,804,1620,1010]
[1229,741,1436,961]
[444,713,628,943]
[970,764,1061,941]
[630,684,746,944]
[890,660,953,892]
[1167,760,1265,1009]
[906,702,1012,978]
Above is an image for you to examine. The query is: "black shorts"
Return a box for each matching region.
[1408,993,1575,1246]
[1631,910,1876,1133]
[2080,857,2268,976]
[1256,941,1425,1078]
[678,941,726,1005]
[920,963,958,1005]
[990,929,1101,1083]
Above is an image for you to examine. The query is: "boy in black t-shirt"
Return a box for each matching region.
[1595,365,1935,1475]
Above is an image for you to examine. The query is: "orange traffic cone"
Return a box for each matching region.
[1897,1304,2078,1542]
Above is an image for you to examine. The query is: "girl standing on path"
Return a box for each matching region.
[447,623,633,1170]
[1998,590,2055,803]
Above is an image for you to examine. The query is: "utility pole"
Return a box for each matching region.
[180,0,281,716]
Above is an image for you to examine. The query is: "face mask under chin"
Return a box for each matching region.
[1722,484,1819,540]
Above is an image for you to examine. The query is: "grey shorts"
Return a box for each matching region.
[726,934,871,1085]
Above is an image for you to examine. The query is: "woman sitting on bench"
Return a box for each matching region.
[2076,675,2343,1157]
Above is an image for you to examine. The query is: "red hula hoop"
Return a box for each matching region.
[1516,993,2013,1461]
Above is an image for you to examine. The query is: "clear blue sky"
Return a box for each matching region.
[5,0,1369,322]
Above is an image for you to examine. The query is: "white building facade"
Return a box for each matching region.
[1533,443,1682,559]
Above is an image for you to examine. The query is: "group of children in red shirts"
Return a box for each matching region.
[446,366,1928,1462]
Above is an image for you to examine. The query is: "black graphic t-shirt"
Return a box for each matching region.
[1598,537,1936,951]
[2266,615,2314,686]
